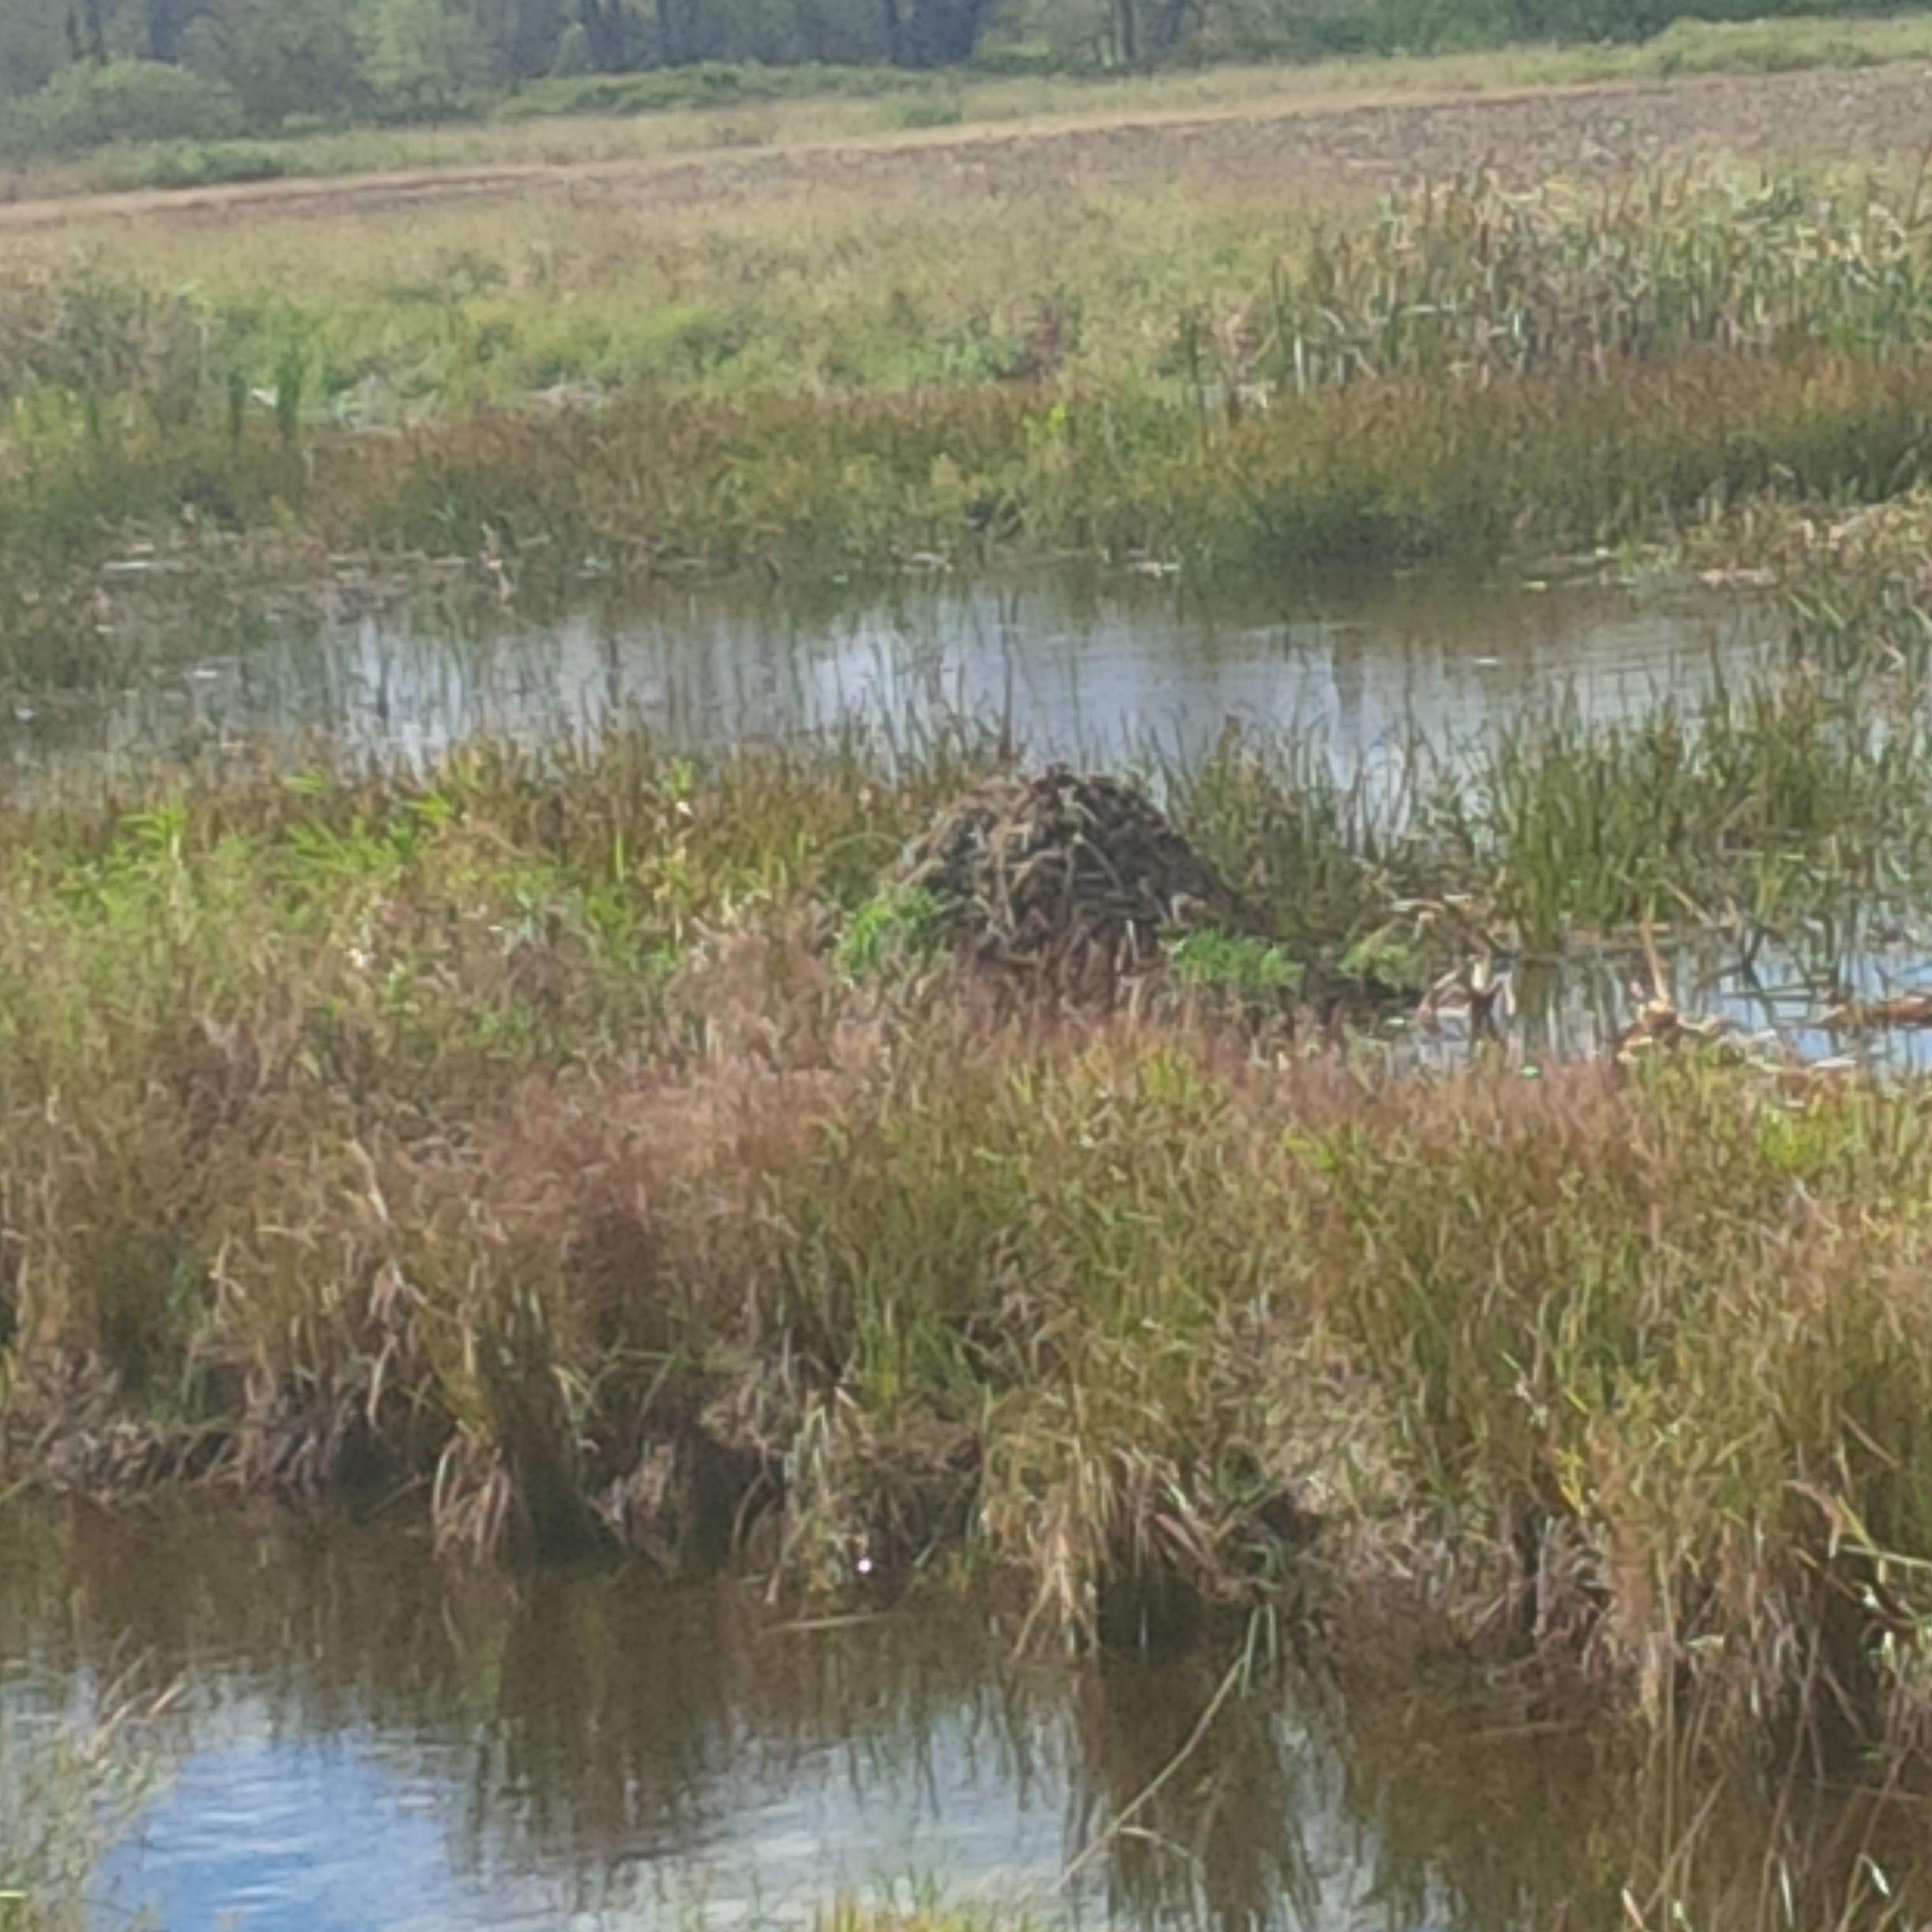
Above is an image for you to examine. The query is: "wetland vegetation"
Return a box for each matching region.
[0,1680,164,1932]
[17,153,1932,693]
[17,17,1932,1928]
[9,624,1932,1729]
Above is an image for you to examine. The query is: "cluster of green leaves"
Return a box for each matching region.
[1164,927,1305,1000]
[836,883,949,978]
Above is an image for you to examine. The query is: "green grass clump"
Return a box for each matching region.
[96,141,292,191]
[1164,927,1305,998]
[837,884,948,979]
[498,60,938,121]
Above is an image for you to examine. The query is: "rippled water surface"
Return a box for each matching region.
[2,1501,1928,1932]
[0,567,1771,778]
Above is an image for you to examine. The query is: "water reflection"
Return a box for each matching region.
[0,1500,1927,1932]
[1436,926,1932,1076]
[0,569,1772,782]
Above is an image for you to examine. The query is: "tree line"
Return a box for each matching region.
[0,0,1912,140]
[2,0,1001,108]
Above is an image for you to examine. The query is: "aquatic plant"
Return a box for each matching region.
[1230,174,1932,395]
[836,884,948,979]
[0,1683,165,1932]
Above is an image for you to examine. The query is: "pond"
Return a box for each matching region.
[2,1499,1927,1932]
[11,562,1932,1052]
[0,564,1769,780]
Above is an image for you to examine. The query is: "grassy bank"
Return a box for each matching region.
[14,167,1932,421]
[9,642,1932,1758]
[9,343,1930,693]
[12,169,1932,688]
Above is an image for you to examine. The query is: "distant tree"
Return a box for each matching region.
[359,0,494,108]
[183,0,364,124]
[488,0,567,79]
[896,0,997,65]
[14,0,1906,142]
[788,0,899,63]
[550,17,593,66]
[794,0,832,58]
[75,0,108,61]
[0,0,69,95]
[2,55,242,148]
[651,0,683,63]
[573,0,626,65]
[1145,0,1193,47]
[143,0,214,60]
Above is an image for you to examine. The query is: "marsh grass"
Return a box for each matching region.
[0,1681,165,1932]
[16,111,1932,1772]
[1171,645,1932,956]
[1230,174,1932,389]
[6,147,1926,417]
[9,672,1932,1755]
[8,336,1932,694]
[12,168,1932,686]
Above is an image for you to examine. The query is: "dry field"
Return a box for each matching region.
[5,57,1930,234]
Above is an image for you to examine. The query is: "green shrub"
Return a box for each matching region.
[498,58,923,122]
[1646,14,1879,70]
[178,0,365,131]
[892,94,964,127]
[100,140,290,190]
[358,0,496,119]
[0,60,242,159]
